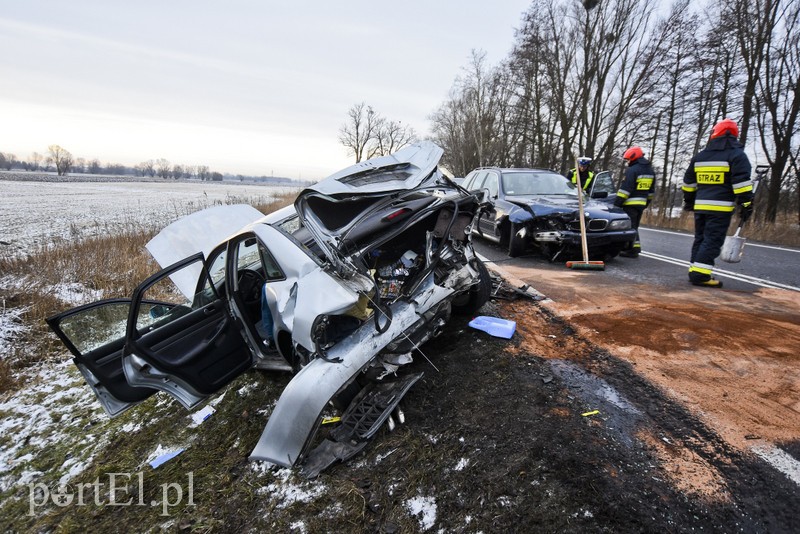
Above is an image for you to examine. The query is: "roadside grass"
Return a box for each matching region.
[0,190,303,531]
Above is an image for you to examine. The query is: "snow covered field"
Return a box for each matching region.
[0,179,300,257]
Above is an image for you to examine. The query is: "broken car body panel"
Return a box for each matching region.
[46,141,491,474]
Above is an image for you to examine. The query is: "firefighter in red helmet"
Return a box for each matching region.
[682,118,753,288]
[614,146,655,257]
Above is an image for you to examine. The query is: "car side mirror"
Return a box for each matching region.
[591,191,608,199]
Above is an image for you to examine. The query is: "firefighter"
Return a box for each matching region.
[614,146,655,258]
[682,118,753,288]
[566,156,594,191]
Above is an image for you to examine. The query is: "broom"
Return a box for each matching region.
[566,153,605,271]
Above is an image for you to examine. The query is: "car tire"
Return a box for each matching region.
[452,258,492,315]
[499,224,510,248]
[508,224,526,258]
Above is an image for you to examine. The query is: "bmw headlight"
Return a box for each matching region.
[608,219,631,230]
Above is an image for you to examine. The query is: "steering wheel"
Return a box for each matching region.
[237,268,266,310]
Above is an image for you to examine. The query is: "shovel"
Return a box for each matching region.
[565,154,604,271]
[720,219,747,263]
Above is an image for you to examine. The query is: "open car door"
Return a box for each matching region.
[588,170,617,201]
[121,251,254,410]
[47,298,165,417]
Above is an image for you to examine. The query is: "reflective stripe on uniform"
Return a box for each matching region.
[682,182,697,192]
[694,200,735,212]
[733,181,754,194]
[688,263,713,275]
[694,161,730,171]
[623,198,647,206]
[617,189,630,199]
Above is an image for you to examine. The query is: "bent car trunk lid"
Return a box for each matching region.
[294,141,444,275]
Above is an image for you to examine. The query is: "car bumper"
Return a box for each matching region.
[534,229,637,248]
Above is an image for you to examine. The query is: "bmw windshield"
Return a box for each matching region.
[501,171,578,197]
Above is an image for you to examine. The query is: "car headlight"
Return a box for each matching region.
[607,219,631,230]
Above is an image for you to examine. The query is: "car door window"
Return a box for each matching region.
[484,173,499,199]
[134,262,201,332]
[469,171,488,191]
[590,170,616,197]
[462,172,478,189]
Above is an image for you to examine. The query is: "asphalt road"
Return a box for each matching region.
[474,225,800,293]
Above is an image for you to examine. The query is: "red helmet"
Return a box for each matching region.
[623,146,643,162]
[711,118,739,139]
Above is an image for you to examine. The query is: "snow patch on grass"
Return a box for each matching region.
[405,494,437,531]
[0,361,105,492]
[47,282,104,305]
[0,304,27,354]
[258,468,326,508]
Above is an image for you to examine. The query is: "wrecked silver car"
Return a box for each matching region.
[46,142,491,476]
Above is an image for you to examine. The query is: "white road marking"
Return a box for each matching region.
[639,251,800,292]
[641,227,800,253]
[752,445,800,487]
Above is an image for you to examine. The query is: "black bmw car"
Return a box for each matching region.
[462,167,636,261]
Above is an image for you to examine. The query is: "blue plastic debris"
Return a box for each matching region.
[468,316,516,339]
[149,449,185,469]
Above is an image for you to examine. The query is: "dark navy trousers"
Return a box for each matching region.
[689,212,733,281]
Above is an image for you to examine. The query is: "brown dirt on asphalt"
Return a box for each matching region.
[498,263,800,452]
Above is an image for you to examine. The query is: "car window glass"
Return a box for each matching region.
[136,258,205,331]
[260,245,284,281]
[462,172,478,189]
[501,172,578,196]
[236,237,261,271]
[590,170,616,195]
[484,173,499,198]
[470,171,488,191]
[205,248,227,293]
[57,302,128,355]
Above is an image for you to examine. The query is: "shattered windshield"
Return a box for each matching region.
[502,171,578,196]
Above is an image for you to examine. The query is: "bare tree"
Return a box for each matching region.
[171,164,185,180]
[47,145,73,176]
[752,0,800,222]
[155,158,171,179]
[374,120,417,157]
[28,152,43,171]
[197,165,210,181]
[0,153,14,170]
[338,102,383,163]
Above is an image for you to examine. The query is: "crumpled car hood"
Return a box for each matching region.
[294,141,444,270]
[505,194,617,218]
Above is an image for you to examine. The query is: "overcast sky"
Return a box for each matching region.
[0,1,532,180]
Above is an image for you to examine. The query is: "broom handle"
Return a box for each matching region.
[574,154,590,262]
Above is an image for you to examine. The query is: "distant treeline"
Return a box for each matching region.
[0,147,299,185]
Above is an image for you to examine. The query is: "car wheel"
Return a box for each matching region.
[452,258,492,315]
[499,224,510,248]
[508,224,526,258]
